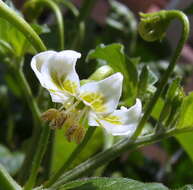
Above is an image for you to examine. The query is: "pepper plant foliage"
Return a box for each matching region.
[0,0,193,190]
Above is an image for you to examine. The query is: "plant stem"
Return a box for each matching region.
[18,65,41,122]
[59,0,79,17]
[49,126,193,189]
[58,0,83,49]
[0,164,21,190]
[71,0,96,49]
[131,10,190,139]
[16,64,51,188]
[16,64,42,184]
[23,125,51,190]
[0,1,46,52]
[94,132,114,177]
[78,0,96,22]
[45,127,96,187]
[24,0,64,50]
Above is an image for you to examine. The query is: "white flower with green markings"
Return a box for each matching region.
[31,50,142,142]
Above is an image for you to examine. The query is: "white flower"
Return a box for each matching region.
[31,50,142,137]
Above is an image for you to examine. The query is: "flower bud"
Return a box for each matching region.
[42,109,67,129]
[41,109,59,121]
[65,125,85,144]
[74,126,86,144]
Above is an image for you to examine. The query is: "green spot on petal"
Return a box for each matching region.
[103,115,122,125]
[81,92,106,112]
[51,71,77,95]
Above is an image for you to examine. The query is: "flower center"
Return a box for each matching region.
[80,92,107,113]
[51,71,78,95]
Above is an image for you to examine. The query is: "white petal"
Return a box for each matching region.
[49,90,71,103]
[31,50,56,88]
[80,73,123,114]
[31,50,81,103]
[98,99,142,136]
[88,111,100,126]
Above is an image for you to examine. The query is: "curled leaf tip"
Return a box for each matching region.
[138,11,170,42]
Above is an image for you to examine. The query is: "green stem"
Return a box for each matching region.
[16,64,43,184]
[131,10,189,139]
[70,0,96,49]
[23,125,51,190]
[59,0,79,17]
[24,0,64,50]
[71,21,85,50]
[58,0,84,49]
[78,0,96,22]
[18,65,41,122]
[94,132,114,177]
[6,115,15,146]
[0,164,21,190]
[45,127,96,187]
[0,1,46,52]
[49,126,193,188]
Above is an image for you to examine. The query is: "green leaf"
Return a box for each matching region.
[0,15,48,57]
[58,177,169,190]
[0,17,26,57]
[166,78,181,102]
[147,67,158,86]
[138,66,148,97]
[176,92,193,129]
[176,92,193,161]
[87,43,138,104]
[176,133,193,162]
[0,144,24,176]
[52,128,103,173]
[151,98,164,120]
[137,65,158,100]
[51,128,76,173]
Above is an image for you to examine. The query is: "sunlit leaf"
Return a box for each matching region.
[176,92,193,162]
[151,98,164,120]
[52,128,103,173]
[176,92,193,129]
[0,15,49,57]
[176,133,193,162]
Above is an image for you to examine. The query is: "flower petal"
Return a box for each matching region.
[31,50,56,88]
[31,50,81,103]
[49,90,71,103]
[98,99,142,136]
[88,111,100,126]
[41,50,81,94]
[80,73,123,114]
